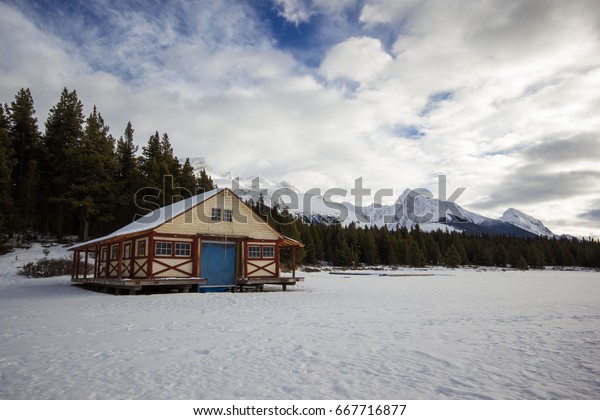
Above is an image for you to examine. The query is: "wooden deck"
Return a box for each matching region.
[235,277,304,292]
[72,277,207,295]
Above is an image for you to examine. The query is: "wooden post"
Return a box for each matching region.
[71,251,77,280]
[83,251,89,279]
[104,247,110,279]
[241,240,246,279]
[291,247,296,278]
[130,241,135,278]
[75,251,81,279]
[191,237,199,277]
[94,246,99,278]
[147,234,154,279]
[275,240,281,277]
[117,241,123,279]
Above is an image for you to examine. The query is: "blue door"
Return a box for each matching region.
[200,242,237,289]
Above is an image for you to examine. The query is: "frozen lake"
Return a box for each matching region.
[1,249,599,399]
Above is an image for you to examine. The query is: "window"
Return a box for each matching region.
[211,208,221,221]
[155,241,172,256]
[124,243,131,259]
[248,245,261,258]
[111,244,119,260]
[262,246,275,258]
[137,240,146,257]
[175,242,191,257]
[223,209,233,222]
[101,247,107,261]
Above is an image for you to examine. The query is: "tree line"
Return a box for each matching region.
[0,87,214,242]
[1,87,599,269]
[253,198,600,270]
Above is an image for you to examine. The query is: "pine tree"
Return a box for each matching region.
[161,133,180,177]
[196,168,215,193]
[300,224,317,264]
[179,158,197,197]
[376,226,392,265]
[115,122,143,224]
[360,227,379,265]
[406,235,426,267]
[0,106,16,235]
[516,255,528,270]
[495,244,509,267]
[444,245,461,268]
[424,235,442,265]
[160,133,182,203]
[140,131,164,187]
[140,132,171,208]
[8,88,42,232]
[332,228,356,266]
[309,224,324,262]
[66,106,117,240]
[42,88,85,238]
[526,243,545,269]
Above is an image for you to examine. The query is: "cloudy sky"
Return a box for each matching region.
[1,0,600,237]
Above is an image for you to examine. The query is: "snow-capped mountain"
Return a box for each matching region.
[500,208,554,237]
[187,158,554,238]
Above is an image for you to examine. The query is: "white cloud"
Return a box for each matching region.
[274,0,357,24]
[273,0,315,24]
[319,37,393,84]
[360,0,422,25]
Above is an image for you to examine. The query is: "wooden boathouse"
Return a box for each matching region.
[68,188,304,294]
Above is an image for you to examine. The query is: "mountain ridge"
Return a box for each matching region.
[186,158,554,238]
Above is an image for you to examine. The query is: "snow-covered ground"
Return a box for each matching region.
[0,246,599,399]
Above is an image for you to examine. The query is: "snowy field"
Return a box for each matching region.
[1,245,599,400]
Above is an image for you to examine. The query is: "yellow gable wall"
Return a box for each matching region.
[154,190,280,240]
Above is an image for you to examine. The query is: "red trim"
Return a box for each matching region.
[152,232,197,239]
[241,239,246,278]
[117,240,123,279]
[191,238,199,277]
[129,241,135,277]
[94,245,99,278]
[275,240,281,277]
[147,233,154,277]
[83,251,89,279]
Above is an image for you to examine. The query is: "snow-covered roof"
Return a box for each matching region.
[69,188,223,250]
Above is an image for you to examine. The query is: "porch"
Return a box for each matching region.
[71,276,207,295]
[234,276,304,292]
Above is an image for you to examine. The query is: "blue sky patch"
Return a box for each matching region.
[390,124,425,139]
[420,90,453,116]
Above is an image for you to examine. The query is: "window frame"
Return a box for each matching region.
[262,246,275,259]
[110,244,119,260]
[137,240,146,257]
[248,245,261,259]
[211,208,222,221]
[174,242,192,257]
[155,241,173,257]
